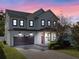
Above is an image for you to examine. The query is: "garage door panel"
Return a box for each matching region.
[14,36,34,46]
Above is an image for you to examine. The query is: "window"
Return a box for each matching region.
[20,20,24,26]
[48,20,51,26]
[41,20,45,26]
[13,20,17,26]
[29,20,34,27]
[54,21,56,26]
[51,33,56,41]
[53,33,56,40]
[47,32,50,41]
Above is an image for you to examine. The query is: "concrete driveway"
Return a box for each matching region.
[15,45,48,50]
[16,45,78,59]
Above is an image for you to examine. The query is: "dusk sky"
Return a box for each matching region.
[0,0,79,17]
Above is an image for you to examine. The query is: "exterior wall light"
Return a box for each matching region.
[29,33,34,36]
[18,33,24,37]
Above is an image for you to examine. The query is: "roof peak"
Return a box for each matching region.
[33,8,45,13]
[46,9,52,13]
[39,8,44,11]
[32,8,45,16]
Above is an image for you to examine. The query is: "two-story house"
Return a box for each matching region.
[5,9,60,46]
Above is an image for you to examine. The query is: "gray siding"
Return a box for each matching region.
[6,10,59,30]
[5,9,60,46]
[5,13,11,46]
[9,17,27,29]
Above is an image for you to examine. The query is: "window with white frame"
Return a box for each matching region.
[41,20,45,26]
[20,20,24,26]
[54,21,56,26]
[47,32,50,41]
[13,20,17,26]
[51,33,56,41]
[29,20,33,26]
[48,20,51,26]
[53,33,56,40]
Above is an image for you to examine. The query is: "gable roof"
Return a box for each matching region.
[6,9,31,18]
[26,8,45,20]
[33,8,45,16]
[46,10,59,21]
[38,9,59,21]
[27,8,45,19]
[5,9,59,21]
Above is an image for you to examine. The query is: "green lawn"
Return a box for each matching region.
[57,48,79,58]
[0,41,26,59]
[3,45,26,59]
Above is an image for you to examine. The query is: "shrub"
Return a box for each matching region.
[0,47,6,59]
[3,41,7,45]
[0,42,6,59]
[0,41,4,48]
[58,40,71,48]
[48,39,71,50]
[48,41,60,50]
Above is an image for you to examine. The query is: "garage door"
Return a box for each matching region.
[14,36,34,46]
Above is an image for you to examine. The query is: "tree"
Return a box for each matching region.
[57,15,75,46]
[72,23,79,44]
[0,10,5,36]
[58,15,72,36]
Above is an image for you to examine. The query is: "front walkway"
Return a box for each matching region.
[16,45,78,59]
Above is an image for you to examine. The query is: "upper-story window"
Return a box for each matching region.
[20,20,24,26]
[12,20,17,26]
[29,20,34,27]
[54,21,56,26]
[41,20,45,26]
[48,20,51,26]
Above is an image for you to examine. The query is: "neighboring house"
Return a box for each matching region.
[5,9,60,46]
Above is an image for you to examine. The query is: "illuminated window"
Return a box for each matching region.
[54,21,56,26]
[48,20,51,26]
[29,20,33,26]
[53,33,56,40]
[13,20,17,26]
[51,33,56,41]
[47,32,50,41]
[41,20,45,26]
[20,20,24,26]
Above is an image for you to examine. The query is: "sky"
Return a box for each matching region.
[0,0,79,17]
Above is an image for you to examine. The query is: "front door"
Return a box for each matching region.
[41,32,45,44]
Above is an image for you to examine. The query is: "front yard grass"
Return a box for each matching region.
[0,41,26,59]
[57,48,79,58]
[3,45,26,59]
